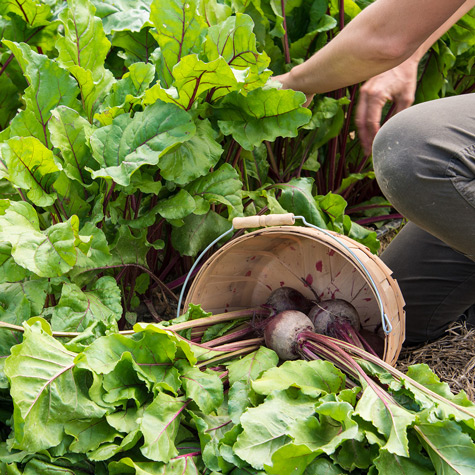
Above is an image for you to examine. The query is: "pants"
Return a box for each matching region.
[372,94,475,344]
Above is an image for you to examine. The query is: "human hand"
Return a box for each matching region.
[355,59,419,155]
[273,72,315,107]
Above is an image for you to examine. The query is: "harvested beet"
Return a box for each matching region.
[308,299,360,334]
[264,310,315,360]
[265,287,314,314]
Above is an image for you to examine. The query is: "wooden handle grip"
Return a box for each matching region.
[232,213,295,229]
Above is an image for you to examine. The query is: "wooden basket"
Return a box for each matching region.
[183,214,406,366]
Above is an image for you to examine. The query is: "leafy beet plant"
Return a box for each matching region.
[1,0,475,473]
[0,0,385,339]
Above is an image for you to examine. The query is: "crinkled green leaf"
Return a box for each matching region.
[304,456,349,474]
[228,347,279,386]
[181,365,224,414]
[88,430,142,461]
[0,201,88,277]
[233,390,316,469]
[171,210,232,257]
[0,241,29,283]
[109,455,202,474]
[159,119,223,186]
[149,0,207,87]
[198,0,232,25]
[70,65,115,123]
[53,172,91,220]
[354,385,416,457]
[228,380,261,424]
[252,359,346,398]
[77,330,177,374]
[0,280,47,387]
[172,54,240,107]
[373,448,434,475]
[49,106,96,184]
[0,0,51,27]
[65,417,120,454]
[75,221,112,269]
[156,189,196,220]
[3,40,80,148]
[97,63,154,123]
[277,177,327,228]
[185,163,243,217]
[109,226,149,267]
[204,13,269,72]
[415,420,475,474]
[214,87,311,150]
[331,438,379,471]
[98,62,155,124]
[4,321,106,452]
[50,277,122,334]
[102,352,150,406]
[242,144,269,185]
[56,0,110,73]
[316,192,348,232]
[264,443,316,475]
[346,217,380,254]
[0,74,21,130]
[111,28,158,66]
[22,458,92,475]
[0,136,59,207]
[190,411,234,472]
[89,101,195,186]
[140,392,189,462]
[92,0,151,34]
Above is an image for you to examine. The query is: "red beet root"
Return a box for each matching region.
[264,310,315,360]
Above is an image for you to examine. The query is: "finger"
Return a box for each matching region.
[355,91,372,154]
[362,94,388,154]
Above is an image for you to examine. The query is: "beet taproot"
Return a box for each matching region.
[265,287,314,314]
[264,310,315,360]
[308,299,360,334]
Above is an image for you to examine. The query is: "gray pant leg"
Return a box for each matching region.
[381,223,475,343]
[372,94,475,343]
[373,94,475,261]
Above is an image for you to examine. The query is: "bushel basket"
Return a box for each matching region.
[183,214,406,366]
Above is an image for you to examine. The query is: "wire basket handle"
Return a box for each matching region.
[177,213,393,335]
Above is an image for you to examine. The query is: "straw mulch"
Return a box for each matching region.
[396,321,475,401]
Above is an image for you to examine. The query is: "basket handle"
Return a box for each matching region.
[232,213,295,229]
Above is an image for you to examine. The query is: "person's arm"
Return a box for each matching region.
[355,0,475,154]
[276,0,468,95]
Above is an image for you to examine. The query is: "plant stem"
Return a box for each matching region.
[167,307,269,332]
[281,0,291,64]
[210,337,264,351]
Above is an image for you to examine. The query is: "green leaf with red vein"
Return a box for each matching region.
[4,321,106,452]
[140,392,190,462]
[149,0,207,87]
[56,0,110,73]
[88,101,195,186]
[0,0,51,27]
[0,201,90,277]
[214,87,311,150]
[0,136,59,207]
[181,364,224,414]
[50,277,122,334]
[204,13,271,90]
[3,40,80,148]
